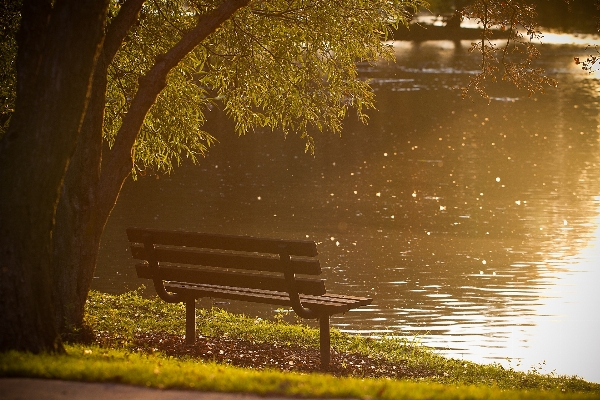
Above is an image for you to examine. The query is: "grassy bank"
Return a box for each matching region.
[1,290,599,399]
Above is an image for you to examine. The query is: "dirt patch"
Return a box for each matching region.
[117,332,436,379]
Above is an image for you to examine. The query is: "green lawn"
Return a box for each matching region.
[1,289,599,399]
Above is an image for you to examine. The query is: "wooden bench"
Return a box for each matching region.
[126,227,372,367]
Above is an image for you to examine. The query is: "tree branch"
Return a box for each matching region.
[103,0,146,66]
[97,0,250,215]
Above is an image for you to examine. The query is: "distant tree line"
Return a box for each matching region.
[426,0,599,32]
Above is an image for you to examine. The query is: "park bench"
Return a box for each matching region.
[126,227,372,367]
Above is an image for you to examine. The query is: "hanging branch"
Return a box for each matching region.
[461,0,557,100]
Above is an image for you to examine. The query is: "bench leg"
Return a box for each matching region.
[186,298,196,345]
[319,315,330,368]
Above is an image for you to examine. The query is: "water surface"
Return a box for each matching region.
[97,40,600,383]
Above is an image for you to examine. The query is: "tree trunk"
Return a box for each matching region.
[51,0,146,339]
[51,69,107,338]
[51,0,250,337]
[0,0,108,352]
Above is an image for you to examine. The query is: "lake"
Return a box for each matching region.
[96,37,600,383]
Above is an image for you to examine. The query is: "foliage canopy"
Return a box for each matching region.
[105,0,424,175]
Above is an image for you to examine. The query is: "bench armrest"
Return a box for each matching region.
[153,277,187,303]
[142,235,187,303]
[280,250,319,319]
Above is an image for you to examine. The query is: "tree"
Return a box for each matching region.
[0,0,424,352]
[50,0,257,340]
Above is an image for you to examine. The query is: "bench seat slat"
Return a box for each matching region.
[299,293,372,308]
[136,264,326,296]
[309,292,373,302]
[163,282,372,314]
[127,227,317,257]
[166,282,292,305]
[176,283,371,307]
[130,244,321,275]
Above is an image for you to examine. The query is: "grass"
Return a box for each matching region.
[1,289,599,399]
[2,346,599,400]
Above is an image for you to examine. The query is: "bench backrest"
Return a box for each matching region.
[126,227,325,296]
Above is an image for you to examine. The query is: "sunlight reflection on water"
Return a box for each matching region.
[514,210,600,380]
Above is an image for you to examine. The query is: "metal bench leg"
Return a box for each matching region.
[186,298,196,345]
[320,314,330,368]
